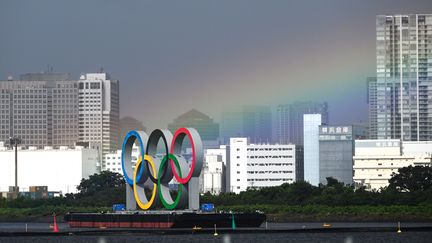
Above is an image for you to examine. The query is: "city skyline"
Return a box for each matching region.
[2,1,432,130]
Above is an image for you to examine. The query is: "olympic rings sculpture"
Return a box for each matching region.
[121,128,203,210]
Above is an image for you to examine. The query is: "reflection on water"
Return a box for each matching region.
[223,234,231,243]
[344,236,354,243]
[97,237,107,243]
[1,232,432,243]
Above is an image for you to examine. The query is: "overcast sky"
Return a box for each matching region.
[1,0,432,129]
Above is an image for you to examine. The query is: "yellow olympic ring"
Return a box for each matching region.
[133,155,157,210]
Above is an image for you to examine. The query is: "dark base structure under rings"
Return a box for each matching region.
[64,211,266,229]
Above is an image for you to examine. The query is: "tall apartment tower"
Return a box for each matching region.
[78,73,120,156]
[276,101,328,145]
[374,14,432,141]
[0,73,78,147]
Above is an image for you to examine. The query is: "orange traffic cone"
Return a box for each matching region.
[53,213,59,232]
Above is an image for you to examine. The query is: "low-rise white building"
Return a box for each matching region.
[228,138,296,194]
[0,146,100,194]
[201,153,224,195]
[103,146,139,173]
[353,139,432,190]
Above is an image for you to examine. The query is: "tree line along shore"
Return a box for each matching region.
[0,166,431,222]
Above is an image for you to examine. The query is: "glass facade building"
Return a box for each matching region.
[303,114,321,186]
[319,125,354,185]
[374,14,432,141]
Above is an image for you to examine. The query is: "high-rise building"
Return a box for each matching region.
[303,114,321,186]
[0,72,120,159]
[374,14,432,141]
[220,106,272,144]
[167,109,219,141]
[276,101,328,145]
[0,73,79,147]
[78,73,120,156]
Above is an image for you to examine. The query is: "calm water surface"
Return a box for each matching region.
[1,232,432,243]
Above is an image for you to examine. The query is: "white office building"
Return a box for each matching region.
[103,145,139,173]
[0,145,100,194]
[228,138,296,194]
[303,114,322,186]
[228,138,248,193]
[353,139,432,190]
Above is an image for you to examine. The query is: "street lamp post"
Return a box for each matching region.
[9,137,21,192]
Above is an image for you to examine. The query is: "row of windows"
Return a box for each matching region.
[13,111,47,116]
[12,89,46,93]
[13,119,47,124]
[248,155,293,159]
[81,104,101,107]
[107,167,122,172]
[247,171,293,174]
[247,148,293,151]
[247,163,293,166]
[79,109,101,112]
[13,125,46,129]
[14,129,47,133]
[13,95,47,99]
[247,178,293,182]
[79,99,101,103]
[79,114,101,117]
[106,162,121,165]
[79,82,101,89]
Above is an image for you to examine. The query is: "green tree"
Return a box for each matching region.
[388,165,432,192]
[77,171,125,196]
